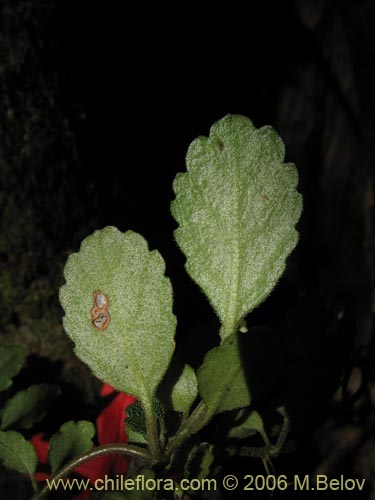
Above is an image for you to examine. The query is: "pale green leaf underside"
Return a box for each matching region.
[197,333,251,414]
[0,430,37,476]
[172,114,302,339]
[59,227,176,401]
[48,420,95,474]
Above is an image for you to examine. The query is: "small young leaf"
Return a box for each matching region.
[172,114,302,340]
[126,400,165,445]
[157,358,198,414]
[185,442,215,481]
[126,426,148,446]
[0,345,26,392]
[197,333,251,415]
[197,327,284,416]
[228,409,269,445]
[1,384,60,430]
[168,364,197,414]
[59,227,176,404]
[126,400,148,445]
[126,469,155,500]
[48,420,95,474]
[0,430,37,477]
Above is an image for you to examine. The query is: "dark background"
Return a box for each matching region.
[0,0,374,498]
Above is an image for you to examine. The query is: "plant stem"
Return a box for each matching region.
[142,397,162,463]
[165,401,210,457]
[269,408,290,458]
[31,443,151,500]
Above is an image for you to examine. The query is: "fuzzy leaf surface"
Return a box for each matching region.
[59,227,176,402]
[172,114,302,339]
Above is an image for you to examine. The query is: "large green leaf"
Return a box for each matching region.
[48,421,95,474]
[172,115,302,340]
[0,345,26,392]
[1,384,60,430]
[0,430,37,477]
[59,227,176,402]
[197,333,251,414]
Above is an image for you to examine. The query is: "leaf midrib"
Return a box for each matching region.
[222,139,242,340]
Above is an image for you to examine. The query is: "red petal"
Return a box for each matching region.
[73,493,90,500]
[30,433,49,464]
[34,472,50,482]
[100,383,116,397]
[76,454,112,483]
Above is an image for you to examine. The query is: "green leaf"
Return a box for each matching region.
[197,333,251,415]
[228,409,269,445]
[126,401,148,445]
[168,364,197,414]
[0,345,26,392]
[1,383,60,430]
[126,400,165,445]
[197,327,285,416]
[185,442,215,481]
[124,469,156,500]
[0,430,37,477]
[59,227,176,403]
[126,427,148,446]
[48,420,95,474]
[157,358,198,414]
[172,114,302,340]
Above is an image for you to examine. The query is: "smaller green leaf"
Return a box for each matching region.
[1,384,60,430]
[198,327,285,416]
[197,333,251,415]
[126,427,148,446]
[126,400,165,445]
[126,401,147,441]
[228,409,269,445]
[124,469,155,500]
[126,400,148,445]
[157,358,198,414]
[0,345,26,392]
[184,442,215,481]
[48,420,95,474]
[0,430,37,477]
